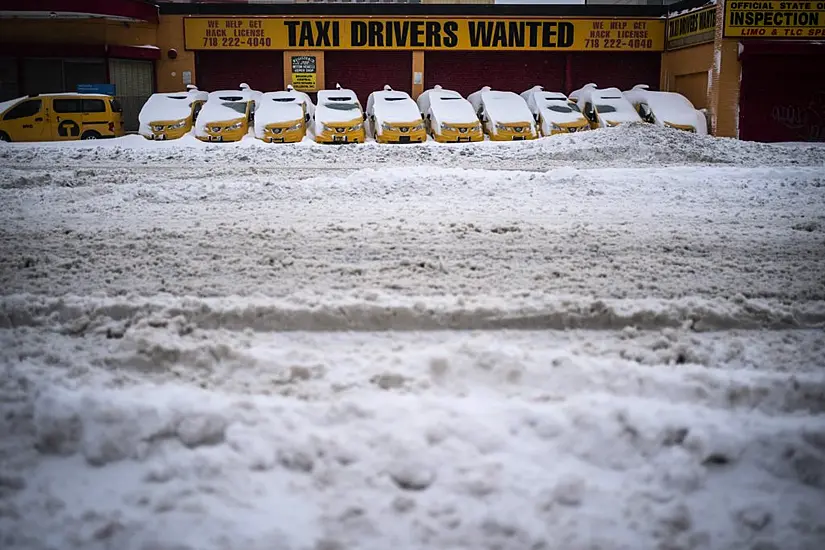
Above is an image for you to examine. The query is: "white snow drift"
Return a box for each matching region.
[1,124,824,550]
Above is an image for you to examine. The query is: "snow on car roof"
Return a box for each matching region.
[370,91,421,123]
[139,93,200,124]
[317,88,358,102]
[416,86,463,115]
[208,89,257,102]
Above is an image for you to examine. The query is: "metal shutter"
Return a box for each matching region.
[109,59,154,132]
[739,52,825,142]
[324,51,411,106]
[195,51,284,93]
[0,57,19,101]
[569,52,661,94]
[424,52,566,99]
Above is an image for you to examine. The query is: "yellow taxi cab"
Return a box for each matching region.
[195,84,261,143]
[254,86,315,143]
[313,85,367,144]
[366,86,427,144]
[622,85,708,135]
[417,86,483,143]
[521,86,590,137]
[467,87,537,142]
[139,85,208,141]
[0,93,124,142]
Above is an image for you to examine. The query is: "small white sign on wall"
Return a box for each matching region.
[182,70,192,85]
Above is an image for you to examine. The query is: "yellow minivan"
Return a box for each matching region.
[0,93,124,142]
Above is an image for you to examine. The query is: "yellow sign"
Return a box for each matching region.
[184,17,665,51]
[666,6,716,49]
[724,1,825,38]
[291,73,316,91]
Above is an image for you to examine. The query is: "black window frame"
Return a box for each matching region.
[53,98,83,114]
[3,99,42,120]
[82,98,106,113]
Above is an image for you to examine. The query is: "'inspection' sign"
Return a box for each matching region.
[724,1,825,37]
[184,17,665,51]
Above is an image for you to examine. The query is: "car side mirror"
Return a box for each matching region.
[305,113,310,122]
[426,113,431,120]
[533,113,539,122]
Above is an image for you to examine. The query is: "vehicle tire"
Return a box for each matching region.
[0,131,10,142]
[81,130,100,140]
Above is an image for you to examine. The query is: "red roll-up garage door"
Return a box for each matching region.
[324,51,412,106]
[195,51,284,92]
[568,52,661,94]
[424,51,566,98]
[739,43,825,142]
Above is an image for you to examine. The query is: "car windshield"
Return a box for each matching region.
[595,104,618,113]
[222,102,248,114]
[218,96,244,102]
[272,98,297,103]
[323,101,359,111]
[545,101,581,113]
[439,97,461,101]
[167,96,188,100]
[384,98,405,102]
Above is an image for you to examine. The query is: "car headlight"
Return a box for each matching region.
[413,122,425,131]
[550,123,561,131]
[152,124,164,132]
[169,119,188,130]
[495,123,508,131]
[381,122,393,131]
[286,122,303,131]
[228,121,244,130]
[322,124,334,132]
[351,122,363,131]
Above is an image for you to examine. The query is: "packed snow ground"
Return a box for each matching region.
[1,125,825,550]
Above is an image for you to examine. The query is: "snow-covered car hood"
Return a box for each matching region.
[315,97,363,126]
[480,92,534,124]
[373,97,422,124]
[194,101,249,132]
[430,96,478,125]
[254,99,305,138]
[138,94,200,125]
[592,96,642,124]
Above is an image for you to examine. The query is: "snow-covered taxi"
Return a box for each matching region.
[570,83,642,129]
[623,84,708,134]
[313,84,366,144]
[468,87,537,141]
[521,86,590,136]
[417,85,482,143]
[254,85,315,143]
[139,85,208,141]
[366,86,426,144]
[195,84,261,143]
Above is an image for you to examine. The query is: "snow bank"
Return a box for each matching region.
[3,124,821,168]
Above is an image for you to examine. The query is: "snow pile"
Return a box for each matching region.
[2,124,822,168]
